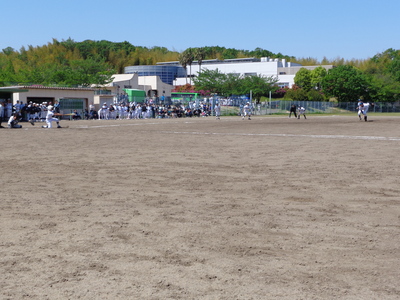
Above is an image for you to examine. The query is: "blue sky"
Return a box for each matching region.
[2,0,399,61]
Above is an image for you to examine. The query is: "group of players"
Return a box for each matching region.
[288,101,372,122]
[1,104,63,129]
[94,102,214,120]
[2,99,374,128]
[288,104,307,119]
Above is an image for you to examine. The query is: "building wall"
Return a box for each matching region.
[14,88,94,106]
[122,59,335,96]
[179,59,296,87]
[188,60,279,78]
[162,58,333,89]
[278,65,334,76]
[125,65,184,85]
[138,76,173,98]
[108,74,139,90]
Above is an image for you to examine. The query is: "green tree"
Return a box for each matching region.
[67,58,114,87]
[178,50,192,84]
[221,73,241,97]
[365,73,400,102]
[284,86,309,101]
[194,47,206,74]
[193,68,227,94]
[294,68,312,91]
[221,48,239,59]
[2,47,15,55]
[310,66,327,90]
[307,89,326,101]
[184,48,194,85]
[362,48,400,102]
[322,65,368,102]
[239,75,278,103]
[193,69,277,100]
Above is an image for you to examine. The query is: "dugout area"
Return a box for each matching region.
[0,86,29,102]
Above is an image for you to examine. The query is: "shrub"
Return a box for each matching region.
[307,89,326,101]
[272,87,288,98]
[284,88,308,101]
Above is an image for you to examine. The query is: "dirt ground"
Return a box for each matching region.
[1,115,399,300]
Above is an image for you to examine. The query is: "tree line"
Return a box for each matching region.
[1,39,399,102]
[187,48,400,103]
[0,39,294,87]
[290,48,400,102]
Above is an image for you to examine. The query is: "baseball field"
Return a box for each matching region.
[1,115,399,299]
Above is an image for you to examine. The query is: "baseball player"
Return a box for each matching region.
[297,107,307,119]
[242,102,251,120]
[7,113,22,128]
[108,104,116,120]
[358,102,372,122]
[42,105,63,128]
[357,100,364,120]
[214,103,221,120]
[122,104,129,119]
[98,103,108,120]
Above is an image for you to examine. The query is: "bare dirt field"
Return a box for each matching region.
[1,115,399,300]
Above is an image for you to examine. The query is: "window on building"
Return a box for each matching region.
[277,82,289,88]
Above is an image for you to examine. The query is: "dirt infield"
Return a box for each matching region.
[1,115,399,299]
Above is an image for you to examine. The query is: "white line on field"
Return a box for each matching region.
[69,121,400,141]
[76,121,188,128]
[161,131,400,141]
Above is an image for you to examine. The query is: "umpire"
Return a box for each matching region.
[289,104,297,118]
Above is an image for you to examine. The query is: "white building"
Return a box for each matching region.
[94,73,173,106]
[157,57,333,88]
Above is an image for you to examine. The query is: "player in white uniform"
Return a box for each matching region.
[39,102,48,122]
[42,105,62,128]
[122,104,129,119]
[358,102,372,122]
[8,113,22,128]
[242,102,251,120]
[135,104,142,119]
[214,103,221,120]
[297,107,307,119]
[357,100,364,120]
[145,104,152,119]
[98,103,108,120]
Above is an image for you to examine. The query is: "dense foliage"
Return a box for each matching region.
[290,49,400,102]
[321,65,369,102]
[193,69,278,101]
[0,39,292,87]
[1,39,399,102]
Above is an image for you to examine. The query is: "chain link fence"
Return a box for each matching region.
[217,100,400,116]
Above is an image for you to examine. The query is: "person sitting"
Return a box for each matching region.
[8,113,23,128]
[185,108,193,117]
[89,109,98,120]
[72,110,82,120]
